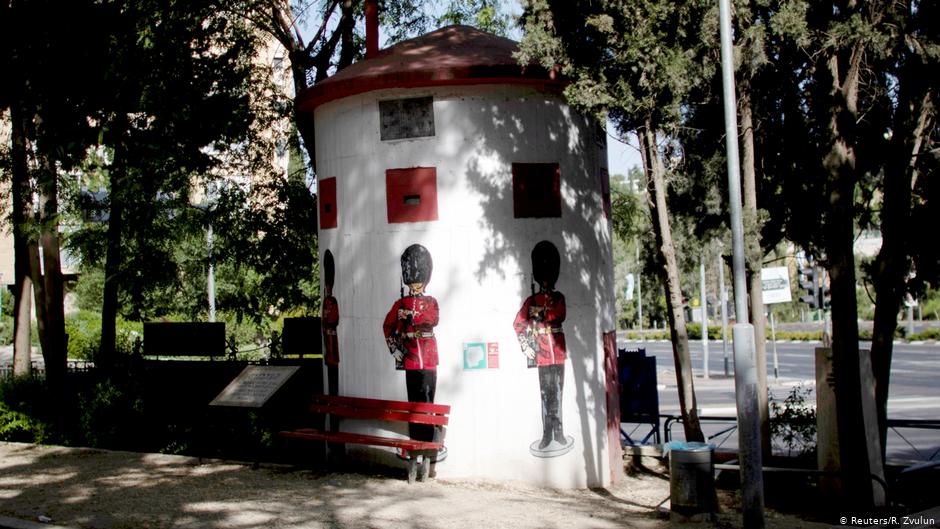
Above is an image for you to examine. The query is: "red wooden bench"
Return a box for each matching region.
[277,394,450,483]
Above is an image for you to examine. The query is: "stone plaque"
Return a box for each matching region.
[210,366,300,408]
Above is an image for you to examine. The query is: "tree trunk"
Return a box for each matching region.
[99,140,127,369]
[27,236,47,357]
[337,0,357,71]
[819,44,883,507]
[638,121,704,443]
[738,89,772,458]
[34,149,68,383]
[871,75,932,461]
[10,104,33,377]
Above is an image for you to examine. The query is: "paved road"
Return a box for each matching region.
[619,337,940,462]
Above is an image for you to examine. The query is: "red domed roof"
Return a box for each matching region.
[297,25,563,111]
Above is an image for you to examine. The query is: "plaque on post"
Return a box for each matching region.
[210,366,300,408]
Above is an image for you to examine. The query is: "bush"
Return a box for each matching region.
[0,378,46,442]
[64,311,143,360]
[217,311,272,358]
[0,376,61,444]
[686,323,723,340]
[622,330,669,341]
[769,384,817,459]
[910,327,940,341]
[78,377,146,449]
[0,316,13,346]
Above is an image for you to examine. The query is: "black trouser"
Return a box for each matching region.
[327,364,339,431]
[538,364,565,442]
[405,369,437,442]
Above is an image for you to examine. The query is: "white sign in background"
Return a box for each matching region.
[761,266,793,305]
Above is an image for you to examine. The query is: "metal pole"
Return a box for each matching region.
[770,308,778,380]
[700,255,709,379]
[207,222,216,323]
[718,254,730,376]
[637,245,643,336]
[907,302,915,337]
[719,0,765,526]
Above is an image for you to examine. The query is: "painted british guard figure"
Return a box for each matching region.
[322,250,340,397]
[514,240,574,457]
[383,244,444,460]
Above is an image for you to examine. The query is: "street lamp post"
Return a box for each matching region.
[718,253,730,376]
[719,0,765,526]
[700,255,709,379]
[637,245,643,334]
[207,222,216,323]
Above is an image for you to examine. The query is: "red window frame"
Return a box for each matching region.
[386,167,439,223]
[319,177,338,229]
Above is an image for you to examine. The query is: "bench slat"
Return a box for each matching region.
[308,403,449,426]
[278,428,443,451]
[312,394,450,416]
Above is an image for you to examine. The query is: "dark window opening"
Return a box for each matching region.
[380,96,435,141]
[512,163,561,218]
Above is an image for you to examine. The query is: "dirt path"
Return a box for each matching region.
[0,442,825,529]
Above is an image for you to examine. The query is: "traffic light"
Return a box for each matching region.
[799,265,819,309]
[820,280,831,310]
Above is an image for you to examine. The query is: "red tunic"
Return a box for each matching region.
[513,290,567,366]
[322,295,339,366]
[383,295,440,370]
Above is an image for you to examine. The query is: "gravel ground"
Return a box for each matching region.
[0,442,830,529]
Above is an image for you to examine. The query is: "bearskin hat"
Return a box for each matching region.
[532,240,560,288]
[401,244,432,285]
[323,249,335,289]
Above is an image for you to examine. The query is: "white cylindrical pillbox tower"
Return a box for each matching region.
[300,26,619,488]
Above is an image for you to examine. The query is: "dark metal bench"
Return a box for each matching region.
[278,394,450,483]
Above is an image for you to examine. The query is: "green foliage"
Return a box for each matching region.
[776,331,821,342]
[0,362,282,460]
[622,330,670,341]
[436,0,514,36]
[0,401,39,442]
[77,377,146,449]
[377,0,516,46]
[611,169,667,329]
[685,323,722,340]
[921,288,940,321]
[211,176,320,323]
[0,316,12,347]
[518,0,716,132]
[1,288,12,318]
[63,311,142,361]
[0,376,58,444]
[769,384,817,459]
[909,328,940,341]
[73,267,105,312]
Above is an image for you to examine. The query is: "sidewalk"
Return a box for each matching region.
[0,442,831,529]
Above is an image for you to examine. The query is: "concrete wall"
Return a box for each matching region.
[314,84,616,488]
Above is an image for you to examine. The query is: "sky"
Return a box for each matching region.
[606,128,642,178]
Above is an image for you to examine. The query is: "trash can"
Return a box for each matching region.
[666,441,717,520]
